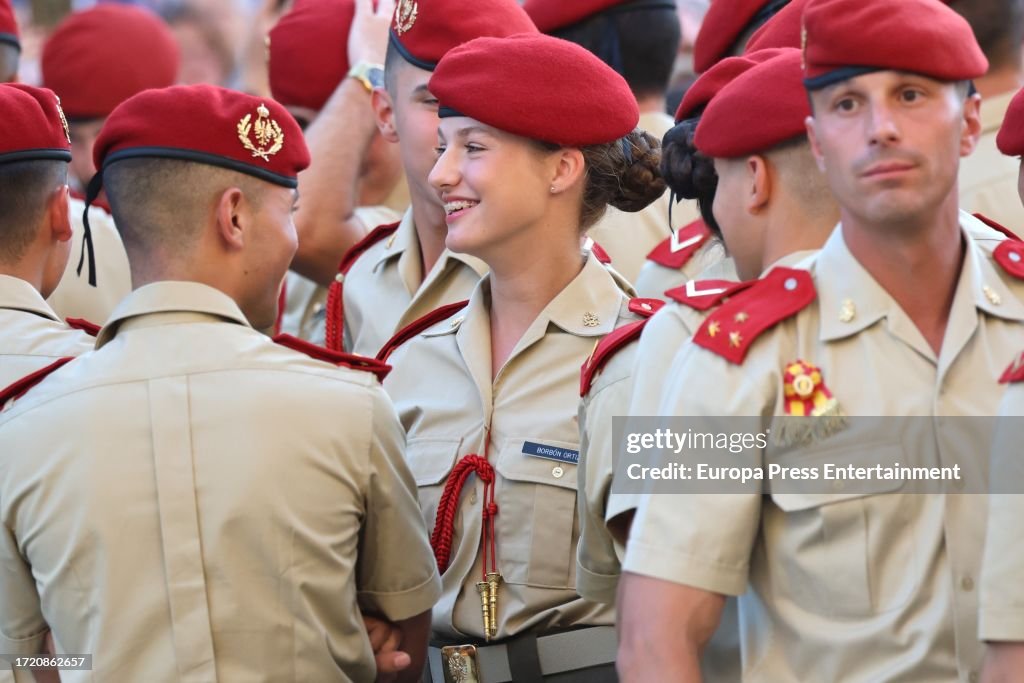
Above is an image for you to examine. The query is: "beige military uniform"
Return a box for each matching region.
[279,205,402,342]
[959,90,1024,230]
[0,274,94,387]
[586,111,701,284]
[46,198,131,325]
[0,281,441,682]
[383,255,635,641]
[344,207,487,356]
[633,224,724,299]
[625,214,1024,682]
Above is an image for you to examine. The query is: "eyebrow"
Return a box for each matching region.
[453,125,494,139]
[412,84,433,97]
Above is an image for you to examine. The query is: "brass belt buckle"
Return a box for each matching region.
[440,644,482,683]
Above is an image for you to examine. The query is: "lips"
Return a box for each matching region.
[443,197,479,219]
[860,161,916,178]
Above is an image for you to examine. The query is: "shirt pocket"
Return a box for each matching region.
[406,437,463,532]
[494,437,580,590]
[765,441,920,620]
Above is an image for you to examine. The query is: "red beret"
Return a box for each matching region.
[269,0,354,113]
[997,87,1024,156]
[42,5,179,120]
[675,47,785,122]
[389,0,537,70]
[430,33,638,147]
[745,0,806,52]
[693,0,781,74]
[695,49,810,158]
[93,85,310,188]
[0,83,71,164]
[0,0,18,50]
[522,0,675,34]
[802,0,987,90]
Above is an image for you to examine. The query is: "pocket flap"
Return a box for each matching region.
[406,437,462,486]
[769,441,906,511]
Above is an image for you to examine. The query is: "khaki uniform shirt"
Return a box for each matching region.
[279,205,402,343]
[959,90,1024,230]
[0,275,94,387]
[633,228,724,299]
[586,111,701,284]
[625,214,1024,682]
[383,255,632,640]
[0,282,441,682]
[344,207,487,356]
[46,198,131,325]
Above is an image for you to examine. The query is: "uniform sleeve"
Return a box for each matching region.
[979,389,1024,640]
[0,522,47,656]
[356,386,442,621]
[622,340,769,597]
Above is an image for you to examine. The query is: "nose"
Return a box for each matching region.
[428,145,460,194]
[867,99,901,147]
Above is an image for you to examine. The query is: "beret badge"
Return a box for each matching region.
[55,95,71,144]
[237,103,284,162]
[394,0,418,35]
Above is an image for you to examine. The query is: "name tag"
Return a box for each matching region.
[522,441,579,465]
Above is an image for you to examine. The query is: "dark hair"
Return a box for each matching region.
[948,0,1023,71]
[555,5,681,99]
[0,160,67,264]
[660,115,721,237]
[570,128,666,230]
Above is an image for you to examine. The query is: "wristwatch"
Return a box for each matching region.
[348,61,385,93]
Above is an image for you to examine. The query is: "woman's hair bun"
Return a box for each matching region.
[609,129,667,213]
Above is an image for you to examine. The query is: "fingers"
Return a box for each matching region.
[375,649,412,674]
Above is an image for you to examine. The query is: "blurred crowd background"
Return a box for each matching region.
[7,0,710,111]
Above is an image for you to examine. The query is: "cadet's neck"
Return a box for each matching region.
[410,189,448,280]
[761,194,839,275]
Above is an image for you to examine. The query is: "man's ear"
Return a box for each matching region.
[549,148,586,195]
[47,185,72,243]
[805,115,827,173]
[372,88,399,143]
[959,92,983,158]
[747,155,772,214]
[215,187,248,251]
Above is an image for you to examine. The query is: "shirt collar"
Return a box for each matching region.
[373,207,417,269]
[97,281,251,348]
[0,274,61,322]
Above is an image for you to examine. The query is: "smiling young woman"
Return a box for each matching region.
[379,32,664,682]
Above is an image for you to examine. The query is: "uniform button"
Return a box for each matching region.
[1010,251,1022,263]
[552,466,565,479]
[334,273,345,283]
[469,491,477,505]
[312,303,324,315]
[784,277,798,291]
[961,576,974,592]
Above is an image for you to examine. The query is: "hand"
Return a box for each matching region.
[349,0,397,67]
[363,613,413,682]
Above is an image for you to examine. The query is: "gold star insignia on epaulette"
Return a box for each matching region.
[734,311,749,323]
[237,103,284,161]
[707,321,720,337]
[729,331,743,348]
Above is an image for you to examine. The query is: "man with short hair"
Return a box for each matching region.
[0,85,440,682]
[617,0,1024,680]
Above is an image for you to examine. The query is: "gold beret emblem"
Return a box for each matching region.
[394,0,418,35]
[54,95,70,144]
[800,24,808,70]
[237,103,284,162]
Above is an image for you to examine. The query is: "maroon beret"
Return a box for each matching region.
[42,4,179,120]
[745,0,806,52]
[675,47,785,122]
[389,0,537,70]
[693,0,782,73]
[0,0,18,50]
[0,83,71,164]
[430,33,638,147]
[522,0,675,34]
[269,0,355,113]
[802,0,987,90]
[997,87,1024,157]
[93,85,310,188]
[695,49,809,158]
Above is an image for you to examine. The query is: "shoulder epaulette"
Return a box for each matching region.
[580,298,665,396]
[1000,350,1024,383]
[273,333,391,382]
[975,213,1022,242]
[590,241,612,265]
[693,267,815,364]
[665,278,751,311]
[0,357,74,408]
[376,300,470,363]
[65,317,100,337]
[994,239,1024,280]
[646,219,712,269]
[324,220,403,352]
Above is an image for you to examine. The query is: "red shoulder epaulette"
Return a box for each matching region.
[324,220,403,352]
[975,213,1022,242]
[590,241,612,265]
[693,267,815,364]
[376,300,470,363]
[273,333,392,382]
[646,219,712,269]
[0,357,74,407]
[580,298,665,396]
[70,189,111,214]
[665,278,751,311]
[65,317,100,337]
[1000,351,1024,383]
[994,239,1024,280]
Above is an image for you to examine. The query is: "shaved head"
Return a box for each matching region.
[0,160,68,264]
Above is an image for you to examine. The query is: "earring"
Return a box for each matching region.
[550,185,556,193]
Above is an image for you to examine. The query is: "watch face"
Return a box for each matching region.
[367,67,385,89]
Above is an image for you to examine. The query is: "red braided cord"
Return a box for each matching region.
[324,279,343,352]
[431,454,495,574]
